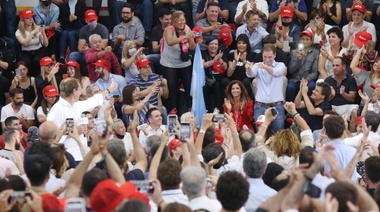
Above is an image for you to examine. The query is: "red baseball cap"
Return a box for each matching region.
[280,6,294,18]
[40,56,54,66]
[19,9,35,19]
[218,26,232,47]
[43,85,59,97]
[168,138,181,154]
[85,9,98,22]
[41,193,64,212]
[300,30,313,39]
[213,61,225,74]
[136,58,152,69]
[351,3,366,13]
[356,116,364,125]
[90,180,149,212]
[64,60,80,70]
[354,31,372,47]
[193,26,203,43]
[92,59,111,70]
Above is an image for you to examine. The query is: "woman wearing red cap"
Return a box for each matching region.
[223,80,254,132]
[35,56,61,106]
[201,36,228,112]
[16,9,49,77]
[37,85,59,123]
[65,60,90,98]
[10,61,38,109]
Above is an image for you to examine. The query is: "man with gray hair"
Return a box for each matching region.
[180,166,222,211]
[243,148,276,211]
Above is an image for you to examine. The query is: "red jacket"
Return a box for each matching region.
[224,99,254,132]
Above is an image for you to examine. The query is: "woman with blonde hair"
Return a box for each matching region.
[35,56,61,106]
[160,10,196,114]
[16,9,48,77]
[121,40,146,83]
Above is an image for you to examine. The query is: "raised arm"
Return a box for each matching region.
[148,130,169,180]
[195,113,213,154]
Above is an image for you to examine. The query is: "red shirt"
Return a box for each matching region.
[0,132,28,149]
[224,99,254,132]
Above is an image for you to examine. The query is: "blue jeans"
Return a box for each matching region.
[286,80,316,102]
[0,0,16,40]
[59,29,80,58]
[254,103,285,132]
[114,0,154,32]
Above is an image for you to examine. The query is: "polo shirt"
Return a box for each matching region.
[112,20,145,53]
[324,74,358,106]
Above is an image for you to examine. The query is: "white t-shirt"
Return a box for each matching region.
[15,29,42,51]
[0,103,35,122]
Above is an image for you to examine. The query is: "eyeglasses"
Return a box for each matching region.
[122,11,131,15]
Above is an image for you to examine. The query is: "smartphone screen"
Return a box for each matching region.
[168,115,177,133]
[319,40,324,47]
[180,123,190,140]
[15,69,22,76]
[65,198,86,212]
[271,108,278,116]
[66,118,74,135]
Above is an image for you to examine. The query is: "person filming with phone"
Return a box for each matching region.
[286,30,319,102]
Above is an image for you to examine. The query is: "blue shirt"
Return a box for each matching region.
[95,73,127,99]
[323,140,358,182]
[130,73,160,105]
[236,24,269,53]
[34,3,60,27]
[112,20,145,53]
[247,61,286,103]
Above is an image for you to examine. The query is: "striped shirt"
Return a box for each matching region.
[130,73,160,105]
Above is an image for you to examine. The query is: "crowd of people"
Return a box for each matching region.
[1,0,380,211]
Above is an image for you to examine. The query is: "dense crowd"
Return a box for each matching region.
[1,0,380,211]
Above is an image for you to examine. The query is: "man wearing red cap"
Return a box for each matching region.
[271,6,301,46]
[342,3,376,49]
[68,9,109,76]
[346,0,374,21]
[269,0,307,27]
[286,30,319,102]
[85,34,122,82]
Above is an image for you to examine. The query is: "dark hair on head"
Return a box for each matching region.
[272,174,290,191]
[334,56,347,66]
[323,115,345,139]
[116,200,150,212]
[327,27,343,44]
[10,88,23,98]
[374,182,380,208]
[316,82,332,102]
[245,10,260,20]
[122,2,134,12]
[365,111,380,132]
[225,80,250,104]
[236,34,251,53]
[0,179,12,192]
[150,142,169,161]
[325,181,358,212]
[157,158,182,190]
[309,9,324,20]
[146,107,159,121]
[123,85,136,105]
[51,144,68,178]
[162,203,192,212]
[159,8,172,18]
[28,142,54,162]
[263,34,277,45]
[81,168,108,197]
[365,156,380,183]
[207,1,219,9]
[262,162,284,189]
[5,175,26,191]
[4,116,19,128]
[24,154,52,186]
[82,111,91,116]
[202,143,226,169]
[239,129,256,152]
[299,146,317,167]
[202,127,215,149]
[205,36,220,46]
[15,61,30,76]
[216,171,249,211]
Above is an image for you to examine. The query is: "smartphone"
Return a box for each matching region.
[113,94,119,99]
[132,180,154,194]
[218,16,225,24]
[314,19,320,26]
[212,114,226,122]
[65,198,86,212]
[15,69,22,76]
[168,115,178,133]
[304,182,322,198]
[319,40,324,47]
[271,107,278,116]
[180,123,191,140]
[65,118,74,135]
[8,191,31,204]
[298,43,304,51]
[142,47,149,54]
